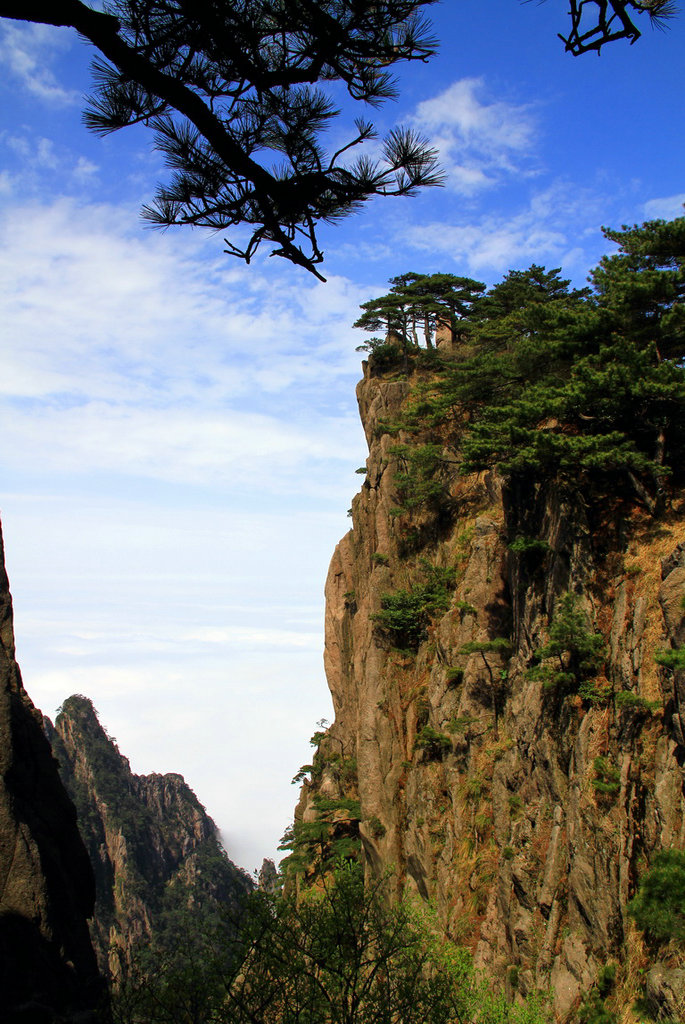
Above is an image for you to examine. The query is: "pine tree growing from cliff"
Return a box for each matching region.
[529,594,606,700]
[628,848,685,946]
[458,638,512,739]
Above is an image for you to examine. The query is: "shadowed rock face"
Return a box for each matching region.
[0,524,104,1021]
[292,359,685,1018]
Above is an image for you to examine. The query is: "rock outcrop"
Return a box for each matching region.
[0,525,104,1021]
[46,695,252,973]
[293,357,685,1018]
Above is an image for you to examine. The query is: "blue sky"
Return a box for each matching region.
[0,2,683,871]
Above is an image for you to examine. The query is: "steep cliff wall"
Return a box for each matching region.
[293,357,685,1020]
[0,525,104,1020]
[47,695,252,973]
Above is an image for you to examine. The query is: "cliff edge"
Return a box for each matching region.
[0,524,103,1020]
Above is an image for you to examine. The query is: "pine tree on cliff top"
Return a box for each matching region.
[592,216,685,362]
[431,215,685,510]
[354,273,484,355]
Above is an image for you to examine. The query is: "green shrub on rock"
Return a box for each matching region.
[591,756,621,797]
[372,562,455,650]
[628,848,685,946]
[530,594,605,698]
[414,725,452,760]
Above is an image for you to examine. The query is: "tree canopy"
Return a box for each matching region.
[1,0,443,280]
[354,273,485,355]
[113,860,552,1024]
[359,215,685,514]
[453,217,685,510]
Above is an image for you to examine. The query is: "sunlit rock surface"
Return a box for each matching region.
[293,357,685,1018]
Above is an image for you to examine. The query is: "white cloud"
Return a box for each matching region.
[3,483,344,871]
[0,23,79,106]
[643,192,685,219]
[183,626,321,649]
[0,197,371,494]
[28,665,174,704]
[0,401,359,492]
[0,130,102,196]
[0,186,369,869]
[402,212,562,273]
[47,624,321,658]
[410,78,538,194]
[74,156,99,180]
[0,198,367,405]
[397,181,614,276]
[4,133,59,168]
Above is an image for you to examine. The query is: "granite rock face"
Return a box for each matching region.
[293,360,685,1017]
[0,524,104,1021]
[47,694,252,973]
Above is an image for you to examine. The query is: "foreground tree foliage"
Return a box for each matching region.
[112,861,551,1024]
[357,215,685,514]
[559,0,678,54]
[0,0,443,280]
[2,2,676,280]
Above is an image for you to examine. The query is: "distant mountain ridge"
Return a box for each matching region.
[45,694,252,973]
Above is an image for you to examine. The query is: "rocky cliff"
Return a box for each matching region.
[292,355,685,1020]
[0,525,104,1021]
[46,695,252,974]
